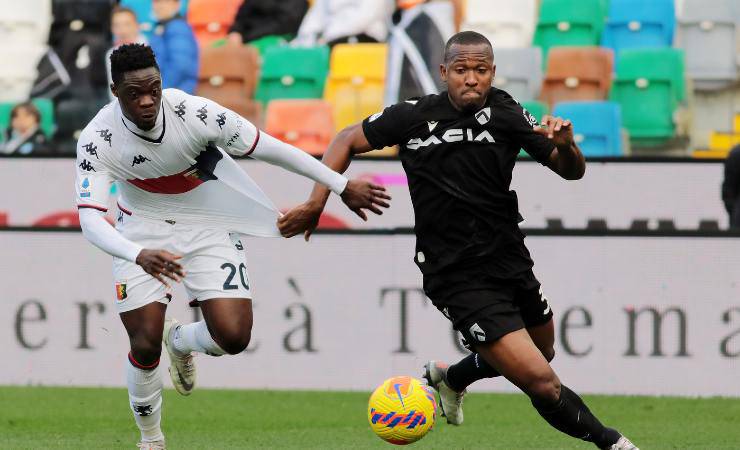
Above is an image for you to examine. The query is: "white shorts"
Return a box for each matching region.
[112,209,252,313]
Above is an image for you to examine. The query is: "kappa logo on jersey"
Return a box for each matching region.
[96,129,112,146]
[539,286,551,315]
[78,159,95,171]
[427,121,438,132]
[406,128,496,150]
[174,100,186,121]
[216,112,226,129]
[469,323,486,342]
[196,104,208,125]
[82,142,98,159]
[475,106,491,125]
[131,155,151,167]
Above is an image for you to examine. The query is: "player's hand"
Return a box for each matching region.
[340,179,391,221]
[277,201,323,241]
[135,249,185,288]
[535,115,574,150]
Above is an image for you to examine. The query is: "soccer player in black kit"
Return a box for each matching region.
[278,31,639,450]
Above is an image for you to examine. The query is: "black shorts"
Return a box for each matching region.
[425,268,553,348]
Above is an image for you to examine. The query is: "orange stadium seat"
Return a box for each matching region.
[539,47,613,108]
[187,0,241,47]
[324,43,387,132]
[265,99,334,156]
[197,45,261,125]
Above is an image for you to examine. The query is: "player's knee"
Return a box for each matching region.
[526,374,561,404]
[214,328,251,355]
[130,336,162,365]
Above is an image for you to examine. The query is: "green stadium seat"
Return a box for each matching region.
[609,48,686,144]
[0,98,55,139]
[534,0,604,62]
[247,35,290,55]
[255,45,330,105]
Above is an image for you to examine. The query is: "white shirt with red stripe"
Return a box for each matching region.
[75,89,298,237]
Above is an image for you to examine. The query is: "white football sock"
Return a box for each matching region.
[126,357,164,443]
[172,320,226,357]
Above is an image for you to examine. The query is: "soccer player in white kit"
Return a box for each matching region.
[75,44,390,449]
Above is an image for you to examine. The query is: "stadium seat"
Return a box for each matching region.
[120,0,189,35]
[0,98,55,138]
[255,46,330,105]
[187,0,241,47]
[53,96,109,154]
[197,44,259,104]
[533,0,604,60]
[462,0,537,48]
[676,0,740,91]
[609,48,686,143]
[0,0,52,45]
[540,47,613,108]
[601,0,675,54]
[0,46,47,103]
[265,99,334,156]
[553,101,624,156]
[324,44,387,132]
[248,35,290,55]
[492,47,543,102]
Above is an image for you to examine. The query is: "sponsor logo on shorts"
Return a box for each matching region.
[116,281,127,301]
[470,323,486,342]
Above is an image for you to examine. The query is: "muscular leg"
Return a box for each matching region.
[445,319,555,392]
[120,302,167,444]
[171,298,253,356]
[475,328,621,448]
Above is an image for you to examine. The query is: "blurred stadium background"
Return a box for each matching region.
[2,0,740,448]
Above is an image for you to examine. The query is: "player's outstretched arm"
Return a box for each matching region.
[278,123,390,240]
[536,115,586,181]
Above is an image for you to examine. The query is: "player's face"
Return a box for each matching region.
[440,44,495,113]
[113,67,162,131]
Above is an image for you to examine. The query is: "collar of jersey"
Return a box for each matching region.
[121,105,166,144]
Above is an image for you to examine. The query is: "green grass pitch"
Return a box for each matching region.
[1,387,739,449]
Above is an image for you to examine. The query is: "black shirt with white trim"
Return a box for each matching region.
[362,87,554,275]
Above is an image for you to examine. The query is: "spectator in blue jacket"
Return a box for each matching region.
[150,0,199,93]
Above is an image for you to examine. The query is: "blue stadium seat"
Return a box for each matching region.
[601,0,675,54]
[120,0,189,35]
[553,101,624,156]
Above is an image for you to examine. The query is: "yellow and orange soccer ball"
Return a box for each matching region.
[367,376,437,445]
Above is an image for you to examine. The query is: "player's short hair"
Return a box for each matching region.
[110,43,160,85]
[443,31,493,64]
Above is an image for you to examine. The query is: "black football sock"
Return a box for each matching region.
[444,353,500,392]
[532,385,621,449]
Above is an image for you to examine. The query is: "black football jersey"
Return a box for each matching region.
[362,87,554,275]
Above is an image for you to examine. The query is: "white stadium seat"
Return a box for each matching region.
[0,0,52,45]
[0,46,47,102]
[462,0,537,48]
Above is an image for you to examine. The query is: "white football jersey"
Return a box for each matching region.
[74,89,281,237]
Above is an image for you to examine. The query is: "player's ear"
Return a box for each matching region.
[439,64,448,83]
[111,83,118,98]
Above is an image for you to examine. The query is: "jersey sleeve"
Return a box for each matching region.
[75,129,113,212]
[361,101,415,150]
[188,95,261,157]
[510,102,555,166]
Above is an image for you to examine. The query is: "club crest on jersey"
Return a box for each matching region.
[406,128,495,150]
[475,107,491,125]
[115,281,127,301]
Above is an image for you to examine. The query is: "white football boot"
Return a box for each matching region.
[609,436,639,450]
[423,360,465,425]
[163,318,196,396]
[137,440,165,449]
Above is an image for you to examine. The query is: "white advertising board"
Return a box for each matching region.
[0,158,728,229]
[2,231,739,397]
